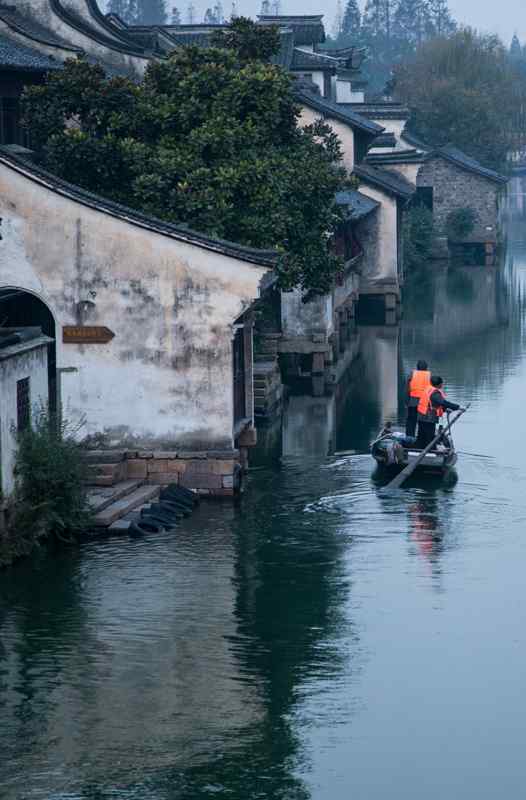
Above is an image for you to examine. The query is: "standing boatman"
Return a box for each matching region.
[406,360,431,438]
[416,375,464,449]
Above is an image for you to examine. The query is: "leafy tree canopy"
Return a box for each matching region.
[22,18,347,294]
[394,28,515,168]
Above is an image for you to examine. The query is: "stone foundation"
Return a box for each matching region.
[85,449,243,496]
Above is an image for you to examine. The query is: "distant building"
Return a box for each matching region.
[367,131,508,249]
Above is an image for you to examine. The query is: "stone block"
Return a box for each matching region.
[148,472,179,485]
[211,459,235,475]
[185,459,217,474]
[153,450,178,459]
[180,472,222,490]
[177,451,208,460]
[147,459,171,473]
[137,451,154,459]
[166,460,186,473]
[222,475,234,488]
[126,459,147,479]
[237,426,257,447]
[212,487,235,497]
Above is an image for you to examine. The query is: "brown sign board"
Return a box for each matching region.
[63,325,115,344]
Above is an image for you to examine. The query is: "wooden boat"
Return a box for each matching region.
[371,423,458,474]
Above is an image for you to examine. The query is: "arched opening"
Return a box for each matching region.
[0,288,57,414]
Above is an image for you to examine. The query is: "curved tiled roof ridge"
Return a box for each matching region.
[295,88,384,136]
[0,149,277,268]
[50,0,151,58]
[0,3,79,52]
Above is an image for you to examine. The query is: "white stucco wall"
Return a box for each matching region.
[383,162,420,186]
[0,339,49,496]
[281,288,333,339]
[371,118,406,140]
[299,105,355,171]
[355,183,399,288]
[0,157,269,450]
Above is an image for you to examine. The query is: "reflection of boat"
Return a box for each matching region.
[371,424,457,474]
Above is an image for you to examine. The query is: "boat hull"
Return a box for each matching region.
[371,429,457,475]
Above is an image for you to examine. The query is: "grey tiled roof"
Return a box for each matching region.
[0,32,62,71]
[344,102,410,120]
[435,145,508,184]
[366,150,424,166]
[0,3,74,49]
[295,87,384,136]
[0,148,277,267]
[335,189,380,220]
[354,164,415,199]
[257,15,325,45]
[272,29,295,69]
[291,48,339,71]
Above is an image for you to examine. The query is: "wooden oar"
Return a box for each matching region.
[382,407,469,492]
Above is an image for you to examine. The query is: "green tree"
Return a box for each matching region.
[107,0,136,23]
[403,204,434,273]
[427,0,456,37]
[23,19,347,295]
[394,29,514,168]
[134,0,167,24]
[342,0,361,38]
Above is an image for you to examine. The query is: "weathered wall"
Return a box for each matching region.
[417,157,501,234]
[385,162,420,186]
[281,288,333,339]
[370,118,406,140]
[299,105,355,171]
[355,183,399,290]
[0,157,269,451]
[0,339,49,495]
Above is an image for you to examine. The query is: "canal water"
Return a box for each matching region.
[2,182,526,799]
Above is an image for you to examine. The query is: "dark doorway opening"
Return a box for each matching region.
[0,288,57,413]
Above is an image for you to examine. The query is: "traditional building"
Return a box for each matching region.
[0,326,52,496]
[0,147,274,495]
[367,131,508,255]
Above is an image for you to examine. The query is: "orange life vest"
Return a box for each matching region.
[417,386,445,423]
[409,369,431,399]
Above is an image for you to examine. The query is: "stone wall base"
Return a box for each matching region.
[125,449,242,497]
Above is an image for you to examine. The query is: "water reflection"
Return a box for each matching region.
[2,180,526,799]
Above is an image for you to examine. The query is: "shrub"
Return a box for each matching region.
[1,407,91,566]
[445,207,478,240]
[403,204,435,273]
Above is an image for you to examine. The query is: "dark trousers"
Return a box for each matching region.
[405,405,418,438]
[416,420,436,449]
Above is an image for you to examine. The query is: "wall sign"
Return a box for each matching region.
[63,326,115,344]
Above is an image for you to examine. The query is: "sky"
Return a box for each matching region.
[158,0,525,45]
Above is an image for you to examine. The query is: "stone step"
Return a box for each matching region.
[86,461,126,487]
[87,479,144,514]
[83,449,127,465]
[93,485,160,528]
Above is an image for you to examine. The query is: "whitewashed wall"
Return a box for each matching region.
[0,157,269,450]
[299,105,356,171]
[0,339,49,496]
[356,183,399,287]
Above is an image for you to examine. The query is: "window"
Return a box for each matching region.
[16,377,30,431]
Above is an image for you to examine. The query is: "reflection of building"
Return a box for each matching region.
[282,393,336,457]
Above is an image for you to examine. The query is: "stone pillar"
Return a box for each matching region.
[243,313,254,425]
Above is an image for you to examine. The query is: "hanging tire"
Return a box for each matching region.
[136,515,165,533]
[166,483,198,505]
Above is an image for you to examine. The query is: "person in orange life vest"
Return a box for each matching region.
[416,375,463,449]
[416,375,461,450]
[405,360,431,438]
